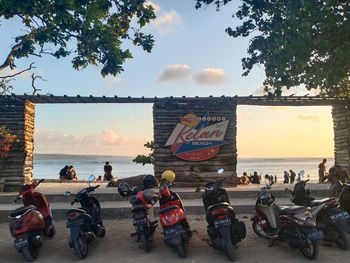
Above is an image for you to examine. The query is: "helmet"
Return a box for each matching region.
[161,170,176,183]
[143,189,158,205]
[117,182,131,197]
[143,174,159,189]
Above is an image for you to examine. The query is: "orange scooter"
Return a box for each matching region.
[8,179,55,261]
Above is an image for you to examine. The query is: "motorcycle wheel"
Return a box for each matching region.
[298,233,319,260]
[176,242,187,258]
[224,240,236,261]
[140,233,151,252]
[45,224,56,238]
[252,221,267,238]
[334,227,349,250]
[74,234,88,259]
[97,225,106,238]
[22,242,38,262]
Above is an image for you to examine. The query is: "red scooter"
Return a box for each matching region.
[159,182,192,258]
[8,179,55,261]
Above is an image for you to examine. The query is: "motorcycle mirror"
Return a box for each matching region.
[298,170,305,177]
[217,168,224,174]
[88,175,96,182]
[64,191,71,197]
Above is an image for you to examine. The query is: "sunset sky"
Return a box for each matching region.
[1,1,334,158]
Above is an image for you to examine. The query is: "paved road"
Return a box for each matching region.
[0,215,349,263]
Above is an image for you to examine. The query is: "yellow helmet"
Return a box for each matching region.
[161,170,176,183]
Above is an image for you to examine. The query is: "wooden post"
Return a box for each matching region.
[0,99,35,191]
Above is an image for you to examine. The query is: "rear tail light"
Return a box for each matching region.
[216,215,225,220]
[211,208,228,216]
[325,199,337,208]
[67,211,80,220]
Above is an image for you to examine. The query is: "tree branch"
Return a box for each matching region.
[0,63,35,79]
[31,73,46,95]
[0,43,22,71]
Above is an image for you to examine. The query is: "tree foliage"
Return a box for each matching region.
[0,0,156,85]
[133,140,154,166]
[196,0,350,97]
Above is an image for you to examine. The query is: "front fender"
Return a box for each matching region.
[218,225,232,241]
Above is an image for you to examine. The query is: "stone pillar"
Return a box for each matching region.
[332,105,350,175]
[153,98,237,186]
[0,99,35,191]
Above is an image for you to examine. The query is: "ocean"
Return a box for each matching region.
[33,154,333,182]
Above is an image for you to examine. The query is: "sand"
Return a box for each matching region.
[0,215,349,263]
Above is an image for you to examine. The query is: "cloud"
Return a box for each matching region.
[194,68,226,86]
[152,10,183,35]
[297,115,322,121]
[157,64,192,82]
[102,75,122,87]
[34,130,150,156]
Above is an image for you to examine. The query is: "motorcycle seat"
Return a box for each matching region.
[159,205,180,214]
[277,205,306,214]
[310,198,333,206]
[207,202,231,212]
[9,205,37,218]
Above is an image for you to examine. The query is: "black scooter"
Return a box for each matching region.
[291,178,350,250]
[202,169,246,261]
[64,175,105,259]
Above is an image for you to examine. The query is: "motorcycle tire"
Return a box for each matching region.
[176,243,187,258]
[298,233,319,260]
[21,242,38,262]
[140,233,151,252]
[224,240,236,261]
[97,225,106,238]
[252,221,267,238]
[334,227,349,250]
[45,224,56,238]
[74,234,88,259]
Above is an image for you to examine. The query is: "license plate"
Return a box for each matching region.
[330,211,350,222]
[67,218,84,227]
[133,218,147,225]
[214,218,231,228]
[164,228,177,237]
[307,230,324,241]
[15,236,28,249]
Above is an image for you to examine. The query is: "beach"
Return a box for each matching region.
[0,215,349,263]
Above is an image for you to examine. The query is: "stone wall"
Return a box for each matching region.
[332,105,350,175]
[0,99,35,191]
[153,98,237,186]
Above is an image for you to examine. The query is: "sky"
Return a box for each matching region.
[0,0,334,158]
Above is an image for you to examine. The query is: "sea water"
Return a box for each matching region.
[33,154,333,182]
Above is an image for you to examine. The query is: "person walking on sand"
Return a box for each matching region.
[104,161,113,181]
[318,159,327,183]
[283,171,289,184]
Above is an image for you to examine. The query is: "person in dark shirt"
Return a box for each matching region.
[318,159,327,183]
[289,169,296,184]
[104,161,113,181]
[59,165,69,180]
[251,171,260,184]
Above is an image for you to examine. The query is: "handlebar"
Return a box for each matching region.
[13,195,22,203]
[34,179,44,189]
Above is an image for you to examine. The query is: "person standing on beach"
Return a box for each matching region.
[318,159,327,183]
[104,161,113,181]
[289,169,296,184]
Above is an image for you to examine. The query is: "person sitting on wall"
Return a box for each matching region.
[59,165,69,180]
[251,171,260,184]
[239,172,251,185]
[66,165,78,180]
[96,175,103,182]
[103,161,113,181]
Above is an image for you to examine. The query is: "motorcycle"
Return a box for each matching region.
[8,179,55,261]
[158,181,192,258]
[291,178,350,250]
[251,181,323,260]
[64,175,105,259]
[202,169,246,261]
[118,174,159,252]
[339,181,350,214]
